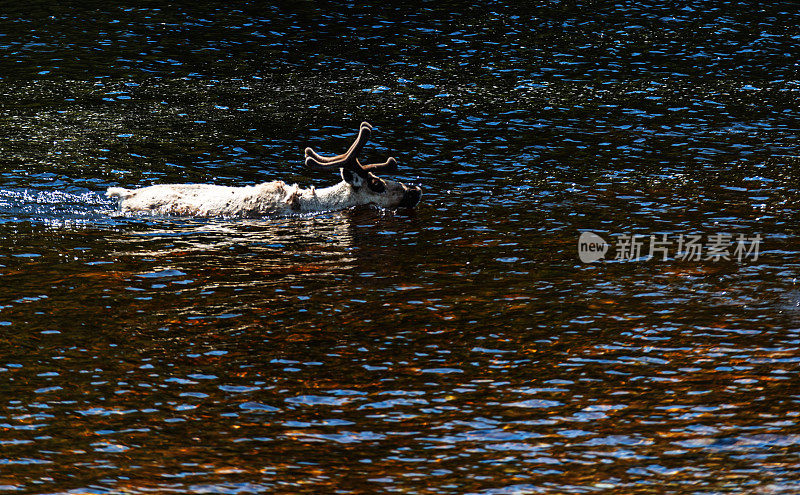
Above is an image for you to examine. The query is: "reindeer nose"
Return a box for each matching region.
[399,186,422,208]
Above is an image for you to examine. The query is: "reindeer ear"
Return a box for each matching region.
[341,168,364,188]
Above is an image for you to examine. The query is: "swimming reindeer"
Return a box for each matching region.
[106,122,422,217]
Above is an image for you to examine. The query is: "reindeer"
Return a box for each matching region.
[106,122,422,217]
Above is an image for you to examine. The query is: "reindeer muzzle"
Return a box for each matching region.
[399,186,422,208]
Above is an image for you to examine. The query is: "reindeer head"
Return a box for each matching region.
[304,122,422,209]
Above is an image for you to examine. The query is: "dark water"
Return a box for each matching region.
[2,1,800,493]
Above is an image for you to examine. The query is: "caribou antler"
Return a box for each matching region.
[304,122,372,166]
[304,122,399,177]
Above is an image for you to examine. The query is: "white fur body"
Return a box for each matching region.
[107,178,418,217]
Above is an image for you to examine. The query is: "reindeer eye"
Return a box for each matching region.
[368,177,386,193]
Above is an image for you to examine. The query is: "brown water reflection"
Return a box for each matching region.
[2,205,799,493]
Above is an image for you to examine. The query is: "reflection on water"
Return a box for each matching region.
[2,1,800,493]
[0,188,115,227]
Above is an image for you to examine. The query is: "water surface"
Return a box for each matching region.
[2,1,800,493]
